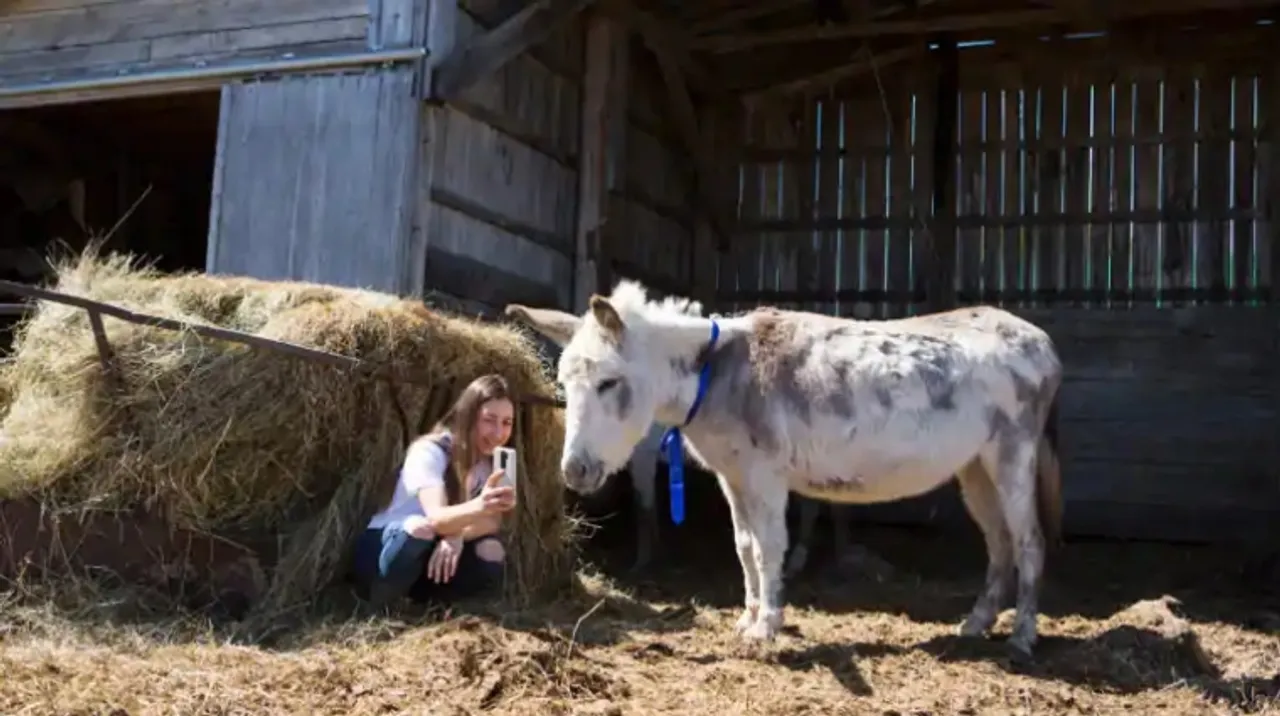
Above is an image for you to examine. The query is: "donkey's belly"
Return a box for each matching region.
[789,417,987,505]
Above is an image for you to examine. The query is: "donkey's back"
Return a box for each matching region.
[724,304,1061,506]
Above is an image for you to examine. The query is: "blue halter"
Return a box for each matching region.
[660,319,721,525]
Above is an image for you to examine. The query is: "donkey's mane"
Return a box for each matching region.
[606,280,705,322]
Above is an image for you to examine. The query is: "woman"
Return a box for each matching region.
[353,373,519,606]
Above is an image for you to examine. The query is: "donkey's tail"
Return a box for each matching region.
[1036,395,1064,550]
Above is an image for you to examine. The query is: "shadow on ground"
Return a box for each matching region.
[574,464,1280,638]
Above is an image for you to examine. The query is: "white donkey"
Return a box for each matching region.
[505,281,1063,658]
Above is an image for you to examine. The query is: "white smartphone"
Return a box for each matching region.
[493,447,518,490]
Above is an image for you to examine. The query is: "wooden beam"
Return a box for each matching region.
[574,11,631,311]
[740,43,923,105]
[924,35,958,311]
[602,0,729,105]
[693,0,1280,53]
[637,20,733,250]
[432,0,597,100]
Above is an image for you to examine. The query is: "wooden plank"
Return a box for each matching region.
[1163,68,1197,302]
[432,0,593,100]
[425,202,573,307]
[574,10,629,310]
[623,125,692,220]
[429,107,577,254]
[955,85,984,308]
[447,8,580,165]
[206,68,420,295]
[0,0,370,57]
[1199,70,1232,300]
[423,242,563,309]
[816,97,842,315]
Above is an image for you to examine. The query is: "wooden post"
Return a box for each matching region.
[574,11,631,312]
[689,103,727,308]
[925,35,959,311]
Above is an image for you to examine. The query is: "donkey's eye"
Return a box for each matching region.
[597,378,620,394]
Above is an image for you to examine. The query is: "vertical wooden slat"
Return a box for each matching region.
[1089,76,1114,304]
[1112,78,1135,307]
[1131,77,1162,304]
[1164,69,1197,303]
[1200,69,1232,301]
[1231,72,1257,298]
[957,87,985,302]
[817,98,843,315]
[1064,77,1092,305]
[836,100,865,316]
[736,108,763,313]
[887,83,914,316]
[1001,81,1023,306]
[982,85,1002,299]
[1261,69,1280,297]
[913,68,938,310]
[853,97,889,314]
[1037,81,1065,299]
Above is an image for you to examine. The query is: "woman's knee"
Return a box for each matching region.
[474,537,505,564]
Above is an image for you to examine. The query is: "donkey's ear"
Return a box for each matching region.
[504,304,582,346]
[588,294,625,340]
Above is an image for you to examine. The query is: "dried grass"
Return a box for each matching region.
[1,555,1277,716]
[0,246,575,616]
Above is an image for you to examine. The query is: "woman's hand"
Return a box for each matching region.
[426,535,464,583]
[476,469,516,515]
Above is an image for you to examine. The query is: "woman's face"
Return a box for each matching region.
[471,398,515,457]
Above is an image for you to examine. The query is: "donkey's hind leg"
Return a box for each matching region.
[784,496,821,579]
[628,449,660,573]
[955,458,1014,638]
[979,429,1046,658]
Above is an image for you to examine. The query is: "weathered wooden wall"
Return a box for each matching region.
[206,68,420,293]
[414,0,582,314]
[0,0,373,87]
[417,2,697,316]
[607,46,696,297]
[717,25,1280,544]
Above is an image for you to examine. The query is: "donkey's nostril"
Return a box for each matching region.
[563,457,586,484]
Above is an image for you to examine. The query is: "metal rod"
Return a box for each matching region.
[0,47,428,101]
[0,278,566,409]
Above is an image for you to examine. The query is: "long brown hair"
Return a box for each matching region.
[420,373,514,505]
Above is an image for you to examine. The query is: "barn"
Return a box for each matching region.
[1,0,1277,554]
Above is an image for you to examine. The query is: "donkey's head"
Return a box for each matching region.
[506,282,707,493]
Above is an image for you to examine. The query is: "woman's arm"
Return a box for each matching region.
[402,440,489,537]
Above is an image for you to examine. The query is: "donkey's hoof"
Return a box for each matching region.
[733,608,758,634]
[959,612,995,638]
[1005,639,1035,666]
[740,618,779,642]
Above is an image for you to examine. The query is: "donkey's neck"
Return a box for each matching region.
[652,316,746,428]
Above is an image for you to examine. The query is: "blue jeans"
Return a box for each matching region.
[352,524,505,605]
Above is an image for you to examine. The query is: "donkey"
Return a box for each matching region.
[505,281,1063,658]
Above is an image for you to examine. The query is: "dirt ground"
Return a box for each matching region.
[1,511,1277,716]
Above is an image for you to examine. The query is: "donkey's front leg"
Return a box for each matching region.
[716,473,760,633]
[741,477,790,642]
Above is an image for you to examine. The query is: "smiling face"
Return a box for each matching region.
[471,397,515,456]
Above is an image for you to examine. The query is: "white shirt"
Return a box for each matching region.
[366,437,487,531]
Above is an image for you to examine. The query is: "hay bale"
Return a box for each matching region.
[0,248,573,614]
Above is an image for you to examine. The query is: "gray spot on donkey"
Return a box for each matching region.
[505,282,1064,659]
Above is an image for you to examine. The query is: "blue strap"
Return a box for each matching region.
[660,320,720,525]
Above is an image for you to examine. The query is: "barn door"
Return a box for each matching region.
[205,67,421,295]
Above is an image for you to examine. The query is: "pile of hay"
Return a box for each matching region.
[0,249,573,615]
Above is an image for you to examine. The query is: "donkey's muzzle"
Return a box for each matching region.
[562,453,605,494]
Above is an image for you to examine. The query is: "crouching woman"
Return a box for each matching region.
[353,374,519,606]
